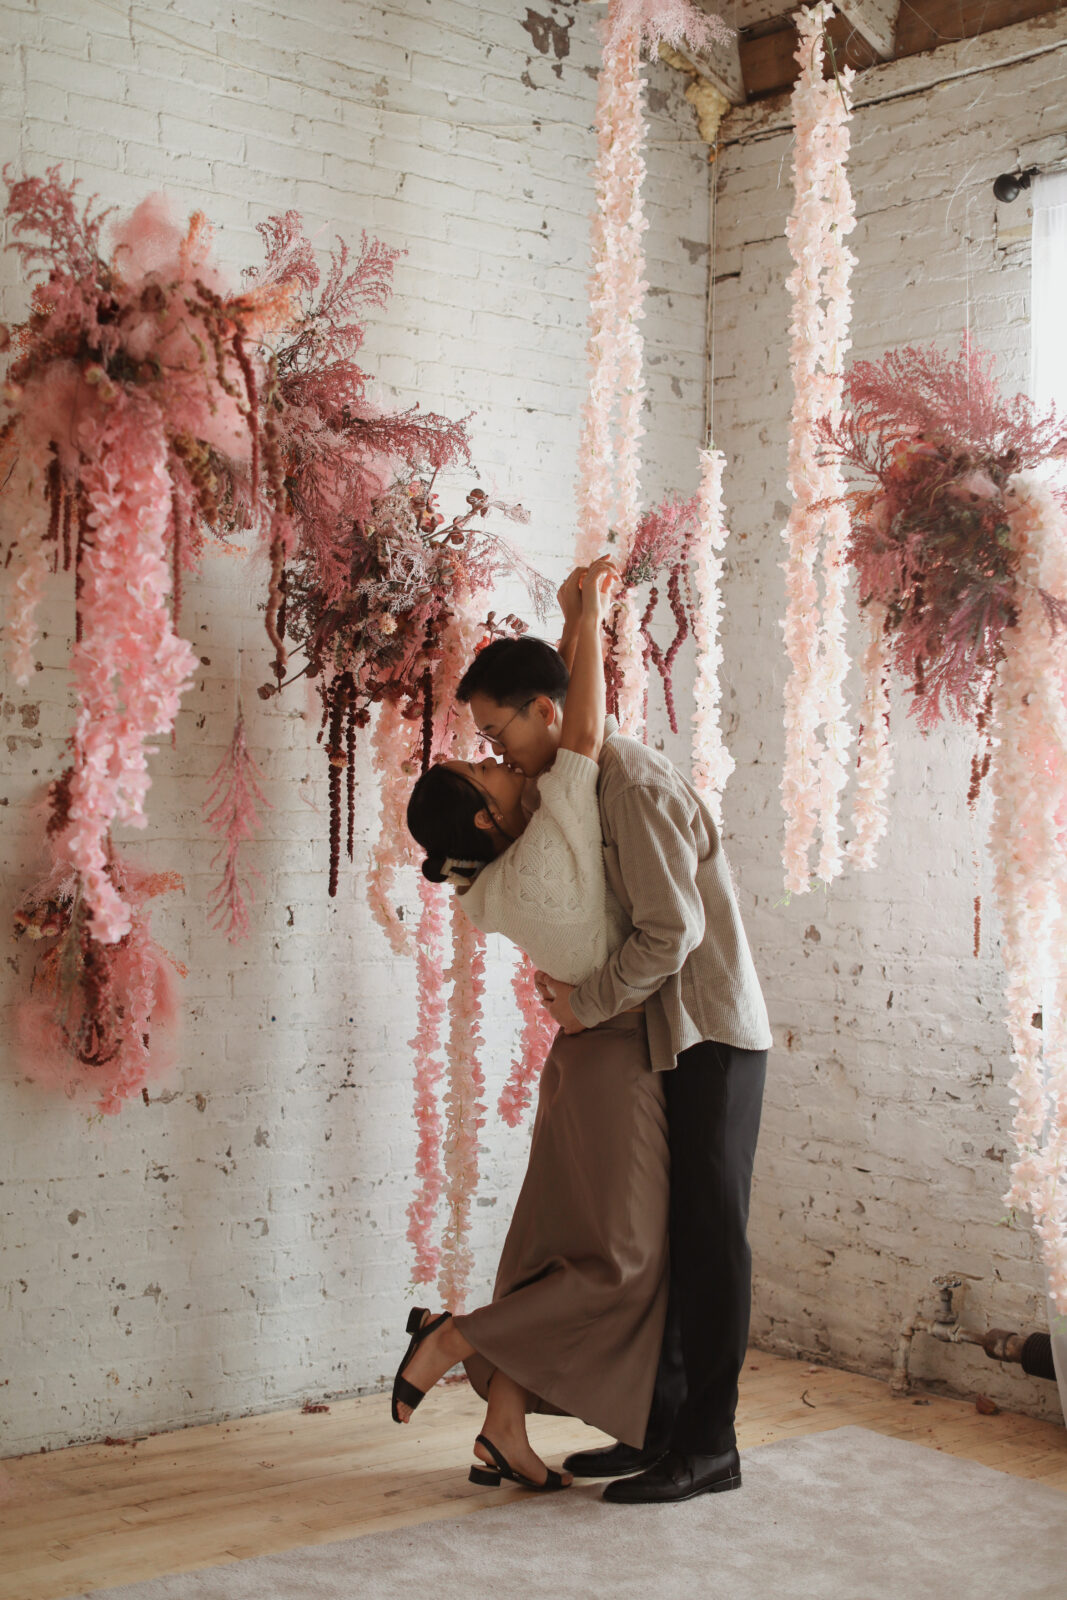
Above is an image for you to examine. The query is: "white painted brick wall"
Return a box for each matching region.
[711,32,1067,1422]
[0,0,710,1454]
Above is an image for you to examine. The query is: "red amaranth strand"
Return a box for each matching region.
[346,699,356,861]
[326,680,346,897]
[60,485,72,572]
[232,329,259,503]
[45,455,61,571]
[74,490,88,644]
[420,669,434,773]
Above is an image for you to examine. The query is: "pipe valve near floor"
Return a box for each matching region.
[891,1274,1058,1395]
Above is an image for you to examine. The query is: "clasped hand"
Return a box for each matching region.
[533,971,586,1034]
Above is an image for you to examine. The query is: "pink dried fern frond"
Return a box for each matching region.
[839,342,1067,468]
[251,209,321,296]
[203,713,272,943]
[818,341,1067,733]
[622,492,699,587]
[2,164,112,280]
[607,0,733,52]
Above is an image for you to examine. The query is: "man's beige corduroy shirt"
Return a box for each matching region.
[569,718,772,1073]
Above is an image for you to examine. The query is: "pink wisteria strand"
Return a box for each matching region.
[438,894,488,1313]
[608,23,651,736]
[779,2,857,894]
[991,477,1067,1313]
[846,602,892,869]
[64,396,198,942]
[573,6,649,732]
[3,438,52,683]
[690,447,735,827]
[368,695,419,958]
[575,29,624,570]
[203,712,272,944]
[410,576,492,1292]
[407,874,448,1284]
[500,954,557,1128]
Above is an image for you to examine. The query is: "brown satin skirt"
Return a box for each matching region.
[453,1012,669,1448]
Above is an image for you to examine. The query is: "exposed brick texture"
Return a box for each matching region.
[0,0,709,1454]
[710,37,1067,1423]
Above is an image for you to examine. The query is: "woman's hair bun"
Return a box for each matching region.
[421,855,448,883]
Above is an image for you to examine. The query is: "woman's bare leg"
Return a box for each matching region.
[395,1313,476,1422]
[475,1372,573,1487]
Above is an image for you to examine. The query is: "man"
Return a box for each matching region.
[455,584,772,1506]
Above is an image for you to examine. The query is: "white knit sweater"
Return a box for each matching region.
[457,748,629,985]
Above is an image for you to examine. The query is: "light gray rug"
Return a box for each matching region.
[78,1426,1067,1600]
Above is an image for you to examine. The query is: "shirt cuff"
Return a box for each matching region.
[569,980,607,1028]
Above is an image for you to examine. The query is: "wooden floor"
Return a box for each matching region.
[1,1352,1064,1600]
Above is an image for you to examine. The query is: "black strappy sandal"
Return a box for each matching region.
[391,1305,451,1423]
[468,1432,568,1492]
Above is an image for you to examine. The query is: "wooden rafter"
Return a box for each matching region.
[738,0,1067,100]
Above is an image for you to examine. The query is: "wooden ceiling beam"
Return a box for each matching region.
[893,0,1067,55]
[738,0,1067,99]
[662,32,747,104]
[835,0,901,58]
[740,12,879,100]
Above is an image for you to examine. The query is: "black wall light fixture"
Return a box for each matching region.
[993,169,1038,203]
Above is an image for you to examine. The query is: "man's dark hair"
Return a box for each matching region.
[456,636,569,707]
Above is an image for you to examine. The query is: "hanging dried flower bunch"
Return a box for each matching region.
[13,784,185,1115]
[816,340,1067,1311]
[0,171,552,1137]
[819,341,1067,734]
[266,470,551,897]
[602,491,700,733]
[0,171,291,943]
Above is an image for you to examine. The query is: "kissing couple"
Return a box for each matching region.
[397,556,771,1504]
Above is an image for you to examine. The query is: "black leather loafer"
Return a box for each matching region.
[601,1447,742,1503]
[562,1440,667,1479]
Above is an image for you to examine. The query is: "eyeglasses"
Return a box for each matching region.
[476,697,535,752]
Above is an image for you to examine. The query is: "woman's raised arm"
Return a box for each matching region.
[558,555,615,761]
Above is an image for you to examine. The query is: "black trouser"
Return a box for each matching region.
[642,1037,768,1457]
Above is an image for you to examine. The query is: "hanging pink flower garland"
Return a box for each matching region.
[406,874,448,1284]
[780,3,857,894]
[690,448,735,826]
[578,1,735,753]
[575,11,649,733]
[384,576,500,1299]
[438,894,488,1313]
[847,603,892,869]
[64,396,200,942]
[500,956,557,1128]
[990,478,1067,1312]
[367,694,420,959]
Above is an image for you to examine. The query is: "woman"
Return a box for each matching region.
[399,556,669,1493]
